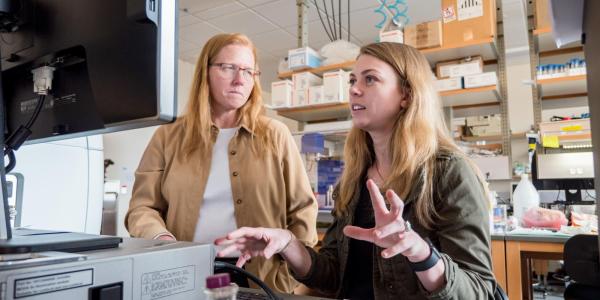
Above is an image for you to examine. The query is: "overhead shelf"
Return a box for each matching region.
[457,132,526,143]
[440,85,500,107]
[278,61,354,79]
[537,75,587,99]
[273,102,350,123]
[421,37,498,64]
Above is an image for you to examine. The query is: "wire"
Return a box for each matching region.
[329,0,337,40]
[323,0,337,42]
[312,0,333,41]
[585,189,596,200]
[214,261,281,300]
[347,0,350,41]
[338,0,341,39]
[25,95,45,128]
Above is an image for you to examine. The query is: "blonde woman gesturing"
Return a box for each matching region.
[216,42,497,300]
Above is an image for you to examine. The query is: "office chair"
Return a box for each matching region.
[563,234,600,300]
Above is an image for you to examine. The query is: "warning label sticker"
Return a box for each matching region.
[14,269,93,298]
[141,266,195,299]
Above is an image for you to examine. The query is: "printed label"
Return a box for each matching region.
[14,269,93,298]
[141,266,195,300]
[457,0,484,21]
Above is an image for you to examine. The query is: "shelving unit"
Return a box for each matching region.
[537,75,587,99]
[440,85,501,107]
[273,102,349,123]
[421,37,498,65]
[278,60,354,79]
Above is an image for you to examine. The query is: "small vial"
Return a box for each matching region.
[205,273,239,300]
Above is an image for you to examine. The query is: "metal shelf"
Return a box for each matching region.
[273,102,349,123]
[537,75,587,99]
[440,85,500,107]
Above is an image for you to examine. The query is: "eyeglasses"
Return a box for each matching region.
[210,63,261,81]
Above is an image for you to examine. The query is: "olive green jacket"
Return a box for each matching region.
[295,153,496,300]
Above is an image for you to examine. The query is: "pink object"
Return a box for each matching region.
[206,273,231,289]
[521,207,567,230]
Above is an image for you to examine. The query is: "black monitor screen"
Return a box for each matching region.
[0,0,177,144]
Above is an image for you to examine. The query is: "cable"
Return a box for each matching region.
[312,0,333,41]
[323,0,335,40]
[330,0,337,40]
[214,261,281,300]
[338,0,341,40]
[347,0,350,41]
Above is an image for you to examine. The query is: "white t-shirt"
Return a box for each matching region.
[193,127,239,255]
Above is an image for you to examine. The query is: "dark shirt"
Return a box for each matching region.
[344,181,375,299]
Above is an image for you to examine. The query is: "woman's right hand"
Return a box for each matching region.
[214,227,294,267]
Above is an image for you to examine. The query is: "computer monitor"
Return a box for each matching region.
[531,152,595,204]
[0,0,177,249]
[0,0,177,144]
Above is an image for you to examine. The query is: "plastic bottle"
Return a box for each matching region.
[512,174,540,226]
[204,273,238,300]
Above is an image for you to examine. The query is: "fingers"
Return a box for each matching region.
[262,240,280,259]
[374,219,407,240]
[366,179,388,214]
[227,227,264,240]
[236,253,251,267]
[386,189,404,216]
[381,233,415,258]
[216,243,241,258]
[343,225,375,243]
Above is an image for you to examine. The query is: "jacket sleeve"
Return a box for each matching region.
[278,123,318,248]
[292,211,342,295]
[124,127,171,239]
[424,156,496,300]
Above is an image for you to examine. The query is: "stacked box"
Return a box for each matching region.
[288,47,322,70]
[292,71,322,106]
[323,70,350,103]
[270,80,293,107]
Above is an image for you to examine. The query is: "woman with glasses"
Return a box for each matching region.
[216,42,496,299]
[125,33,317,293]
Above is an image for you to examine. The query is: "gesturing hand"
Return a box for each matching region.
[343,179,430,262]
[214,227,293,267]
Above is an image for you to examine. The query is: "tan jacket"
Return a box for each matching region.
[125,117,318,293]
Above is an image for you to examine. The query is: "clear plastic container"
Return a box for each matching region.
[512,174,540,226]
[204,273,239,300]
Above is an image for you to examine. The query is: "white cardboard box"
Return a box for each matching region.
[308,85,324,104]
[270,80,293,107]
[434,77,463,92]
[379,30,404,43]
[463,72,497,88]
[323,70,350,102]
[292,71,322,91]
[288,47,322,70]
[293,89,309,106]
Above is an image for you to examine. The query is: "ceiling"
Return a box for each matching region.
[177,0,442,90]
[177,0,442,66]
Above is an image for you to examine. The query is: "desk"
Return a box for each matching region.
[503,234,569,300]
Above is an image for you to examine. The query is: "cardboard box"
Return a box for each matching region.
[436,56,484,79]
[293,89,309,106]
[323,70,350,102]
[270,80,293,107]
[433,77,463,92]
[292,71,322,91]
[288,47,322,70]
[404,20,442,49]
[441,0,496,46]
[379,29,404,43]
[466,114,501,127]
[535,0,551,31]
[308,85,324,104]
[470,125,501,136]
[463,72,497,88]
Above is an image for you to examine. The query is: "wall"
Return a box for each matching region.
[103,59,195,237]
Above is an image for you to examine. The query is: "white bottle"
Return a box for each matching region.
[512,174,540,226]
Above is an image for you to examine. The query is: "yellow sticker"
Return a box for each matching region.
[561,125,583,131]
[542,136,560,148]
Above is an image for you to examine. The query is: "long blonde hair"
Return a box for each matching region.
[181,33,269,157]
[336,42,475,229]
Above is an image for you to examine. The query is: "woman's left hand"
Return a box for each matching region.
[343,179,430,262]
